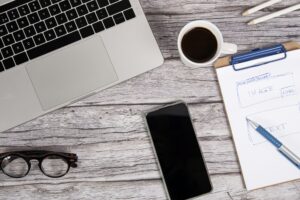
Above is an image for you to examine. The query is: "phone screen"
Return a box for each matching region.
[146,103,212,200]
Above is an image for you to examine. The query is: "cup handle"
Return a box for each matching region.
[221,43,238,55]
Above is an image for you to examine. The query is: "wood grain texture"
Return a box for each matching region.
[1,0,300,199]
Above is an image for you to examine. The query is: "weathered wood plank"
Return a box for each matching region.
[0,175,299,200]
[66,59,221,105]
[0,103,237,184]
[141,0,300,59]
[1,103,299,199]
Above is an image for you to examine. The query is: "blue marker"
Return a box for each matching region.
[247,118,300,169]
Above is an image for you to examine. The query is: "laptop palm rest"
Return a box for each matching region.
[26,36,118,111]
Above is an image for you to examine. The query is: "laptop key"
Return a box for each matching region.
[65,21,77,32]
[66,9,78,20]
[0,13,9,25]
[44,29,56,41]
[87,1,98,12]
[113,13,125,24]
[76,4,88,16]
[13,30,26,42]
[23,38,35,49]
[124,8,135,20]
[96,8,108,20]
[35,21,47,33]
[24,26,36,37]
[0,25,8,37]
[54,25,67,36]
[70,0,82,7]
[45,17,57,28]
[7,9,20,20]
[59,0,71,11]
[38,8,51,20]
[52,0,63,3]
[33,34,46,45]
[97,0,109,8]
[49,4,61,16]
[75,16,87,28]
[103,17,115,29]
[17,17,29,28]
[107,0,131,16]
[29,1,41,12]
[12,42,25,54]
[56,13,67,24]
[79,25,94,38]
[86,12,97,24]
[2,46,13,58]
[92,21,104,33]
[40,0,52,8]
[18,4,30,16]
[14,52,29,65]
[6,21,18,32]
[0,39,4,48]
[27,31,81,60]
[28,12,40,24]
[3,34,15,46]
[0,62,4,72]
[3,57,15,69]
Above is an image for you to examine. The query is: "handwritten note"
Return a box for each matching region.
[216,49,300,190]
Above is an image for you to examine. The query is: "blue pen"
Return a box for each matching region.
[247,118,300,169]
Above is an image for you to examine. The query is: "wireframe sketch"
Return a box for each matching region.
[237,72,297,108]
[246,104,300,145]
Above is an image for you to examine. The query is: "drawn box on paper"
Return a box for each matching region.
[237,73,297,108]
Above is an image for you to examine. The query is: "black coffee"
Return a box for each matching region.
[181,28,218,63]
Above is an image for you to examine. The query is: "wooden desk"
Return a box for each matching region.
[0,0,299,199]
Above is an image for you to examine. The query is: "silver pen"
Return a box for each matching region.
[247,119,300,169]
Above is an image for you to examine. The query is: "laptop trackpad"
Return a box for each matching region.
[26,37,118,110]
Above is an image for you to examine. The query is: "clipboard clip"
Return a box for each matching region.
[231,44,287,71]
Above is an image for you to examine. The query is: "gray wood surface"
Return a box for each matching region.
[1,0,300,199]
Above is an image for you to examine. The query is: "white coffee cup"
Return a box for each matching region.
[178,20,237,68]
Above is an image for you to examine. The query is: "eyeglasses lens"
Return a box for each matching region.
[1,156,29,178]
[41,155,69,177]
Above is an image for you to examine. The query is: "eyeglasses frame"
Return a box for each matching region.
[0,150,78,178]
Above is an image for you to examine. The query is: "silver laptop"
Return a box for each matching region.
[0,0,163,132]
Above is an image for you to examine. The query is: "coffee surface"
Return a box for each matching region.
[181,28,218,63]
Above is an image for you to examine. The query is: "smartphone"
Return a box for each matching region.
[145,102,212,200]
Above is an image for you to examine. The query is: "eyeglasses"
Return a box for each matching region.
[0,151,78,178]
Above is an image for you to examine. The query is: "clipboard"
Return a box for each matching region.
[214,41,300,69]
[213,41,300,190]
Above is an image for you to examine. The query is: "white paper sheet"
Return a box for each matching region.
[216,49,300,190]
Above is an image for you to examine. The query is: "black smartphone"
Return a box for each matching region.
[145,102,212,200]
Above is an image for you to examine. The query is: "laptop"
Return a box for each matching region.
[0,0,163,132]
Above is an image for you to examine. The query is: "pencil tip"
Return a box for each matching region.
[242,11,249,16]
[248,21,256,25]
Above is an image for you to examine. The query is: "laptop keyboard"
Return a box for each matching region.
[0,0,136,73]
